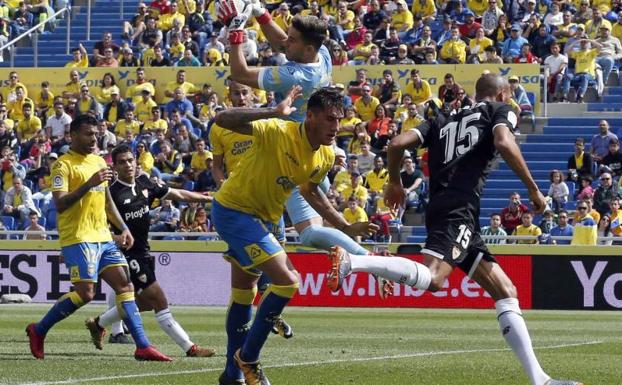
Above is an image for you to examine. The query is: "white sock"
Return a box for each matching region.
[349,254,431,290]
[100,293,124,335]
[496,298,550,385]
[155,308,194,352]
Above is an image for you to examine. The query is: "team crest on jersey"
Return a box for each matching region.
[286,66,296,75]
[452,246,461,260]
[87,263,96,276]
[52,175,63,188]
[276,176,296,190]
[138,274,147,283]
[142,189,148,198]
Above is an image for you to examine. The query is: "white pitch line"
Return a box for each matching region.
[13,340,602,385]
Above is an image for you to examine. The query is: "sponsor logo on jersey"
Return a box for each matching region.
[124,205,150,221]
[231,140,252,156]
[124,199,131,205]
[285,152,299,166]
[309,165,321,179]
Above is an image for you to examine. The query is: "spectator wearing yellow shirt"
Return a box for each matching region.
[144,107,168,135]
[561,38,603,102]
[115,109,140,141]
[2,71,28,103]
[190,138,213,173]
[512,211,542,244]
[134,89,158,124]
[62,69,82,101]
[335,1,355,37]
[8,86,33,122]
[393,0,414,34]
[467,0,489,17]
[156,1,185,31]
[341,171,369,208]
[351,31,377,64]
[571,203,598,245]
[168,32,186,61]
[136,141,155,175]
[0,104,14,131]
[440,27,467,63]
[342,197,369,242]
[333,155,360,194]
[468,27,494,62]
[163,69,196,103]
[125,67,156,104]
[93,72,120,105]
[15,104,41,144]
[33,81,54,119]
[364,155,389,204]
[354,85,380,122]
[411,0,436,23]
[177,0,196,15]
[273,2,293,31]
[337,106,361,151]
[585,8,612,38]
[65,43,88,68]
[401,104,424,132]
[404,69,432,110]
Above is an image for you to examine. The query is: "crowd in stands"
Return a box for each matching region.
[481,118,622,245]
[0,0,68,43]
[0,0,621,243]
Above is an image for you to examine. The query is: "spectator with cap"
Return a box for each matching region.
[333,83,351,108]
[595,23,622,86]
[509,75,532,114]
[103,89,129,130]
[391,44,415,63]
[600,138,622,178]
[119,47,140,67]
[564,24,588,56]
[459,10,482,38]
[594,171,621,214]
[502,23,530,61]
[591,120,618,163]
[204,31,224,54]
[440,26,467,63]
[561,37,603,103]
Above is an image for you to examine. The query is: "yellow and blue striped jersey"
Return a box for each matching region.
[571,215,597,245]
[214,119,334,223]
[51,150,112,247]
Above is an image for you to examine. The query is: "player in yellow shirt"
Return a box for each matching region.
[26,114,170,362]
[512,211,542,244]
[211,87,370,384]
[65,44,89,68]
[189,138,213,172]
[16,104,41,143]
[561,38,603,102]
[209,80,255,187]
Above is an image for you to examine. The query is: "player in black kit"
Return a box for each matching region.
[85,144,216,358]
[328,74,582,385]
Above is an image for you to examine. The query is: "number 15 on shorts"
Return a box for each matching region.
[456,224,472,249]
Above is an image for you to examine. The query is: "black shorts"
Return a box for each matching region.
[423,191,496,276]
[125,252,157,293]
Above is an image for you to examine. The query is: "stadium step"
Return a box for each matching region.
[489,170,555,179]
[498,160,566,171]
[485,179,551,190]
[542,126,597,135]
[586,103,622,112]
[545,117,622,126]
[526,134,595,143]
[606,87,622,95]
[520,151,569,160]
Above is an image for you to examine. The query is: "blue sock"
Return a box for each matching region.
[225,288,257,380]
[299,225,370,255]
[241,284,297,363]
[116,292,151,349]
[35,291,84,335]
[257,273,272,295]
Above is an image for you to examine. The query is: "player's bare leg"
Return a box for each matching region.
[472,260,583,385]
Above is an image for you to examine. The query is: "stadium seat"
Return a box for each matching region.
[523,92,536,131]
[162,235,185,240]
[182,180,195,191]
[1,216,15,230]
[196,235,220,241]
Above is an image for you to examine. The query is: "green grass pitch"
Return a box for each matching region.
[0,305,620,385]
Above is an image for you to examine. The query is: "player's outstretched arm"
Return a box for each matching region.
[166,188,212,203]
[214,85,302,134]
[300,181,379,238]
[493,124,547,213]
[228,35,262,88]
[105,187,134,249]
[385,129,422,209]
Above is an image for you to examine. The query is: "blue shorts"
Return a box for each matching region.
[62,241,127,283]
[285,177,330,225]
[212,199,284,274]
